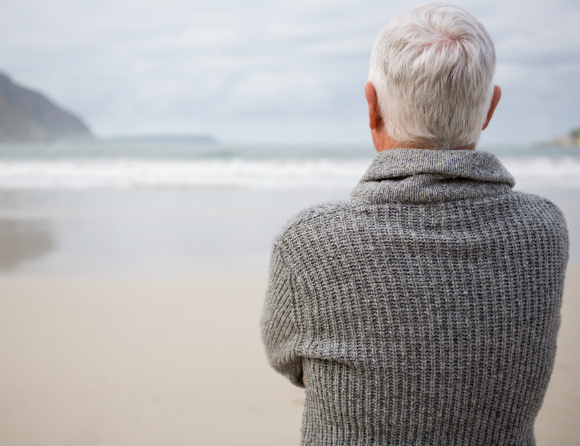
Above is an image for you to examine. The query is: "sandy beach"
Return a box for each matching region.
[1,268,578,445]
[0,274,304,446]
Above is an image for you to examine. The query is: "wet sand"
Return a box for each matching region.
[0,269,578,445]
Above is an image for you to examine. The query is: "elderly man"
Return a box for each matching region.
[261,2,568,445]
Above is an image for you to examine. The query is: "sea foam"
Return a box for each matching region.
[0,157,578,190]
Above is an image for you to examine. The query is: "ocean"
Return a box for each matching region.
[1,141,579,275]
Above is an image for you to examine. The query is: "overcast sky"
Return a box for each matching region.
[1,0,579,146]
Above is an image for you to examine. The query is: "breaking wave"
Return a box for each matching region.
[0,157,578,190]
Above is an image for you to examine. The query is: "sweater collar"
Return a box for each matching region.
[351,148,515,205]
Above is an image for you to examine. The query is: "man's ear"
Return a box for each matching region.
[482,85,501,131]
[365,82,382,130]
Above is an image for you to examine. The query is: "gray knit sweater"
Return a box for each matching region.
[261,148,569,446]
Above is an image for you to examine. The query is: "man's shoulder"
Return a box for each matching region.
[273,200,356,246]
[509,191,567,221]
[479,190,568,242]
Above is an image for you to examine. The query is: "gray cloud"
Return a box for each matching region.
[0,0,578,145]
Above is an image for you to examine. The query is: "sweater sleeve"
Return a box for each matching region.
[260,244,304,388]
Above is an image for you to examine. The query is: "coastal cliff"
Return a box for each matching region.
[0,72,94,143]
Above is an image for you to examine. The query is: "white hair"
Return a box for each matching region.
[368,2,496,149]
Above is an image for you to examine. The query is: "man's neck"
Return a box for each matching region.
[374,137,476,152]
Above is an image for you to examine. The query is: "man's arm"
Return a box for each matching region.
[260,244,304,387]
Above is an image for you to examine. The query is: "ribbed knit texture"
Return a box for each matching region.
[261,149,569,446]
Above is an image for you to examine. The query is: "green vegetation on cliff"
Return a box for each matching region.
[0,72,93,143]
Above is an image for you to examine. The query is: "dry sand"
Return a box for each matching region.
[1,268,578,446]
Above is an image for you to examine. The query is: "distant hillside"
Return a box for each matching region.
[0,72,94,143]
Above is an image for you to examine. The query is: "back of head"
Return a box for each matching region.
[368,2,496,150]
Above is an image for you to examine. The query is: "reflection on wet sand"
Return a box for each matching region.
[0,220,54,271]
